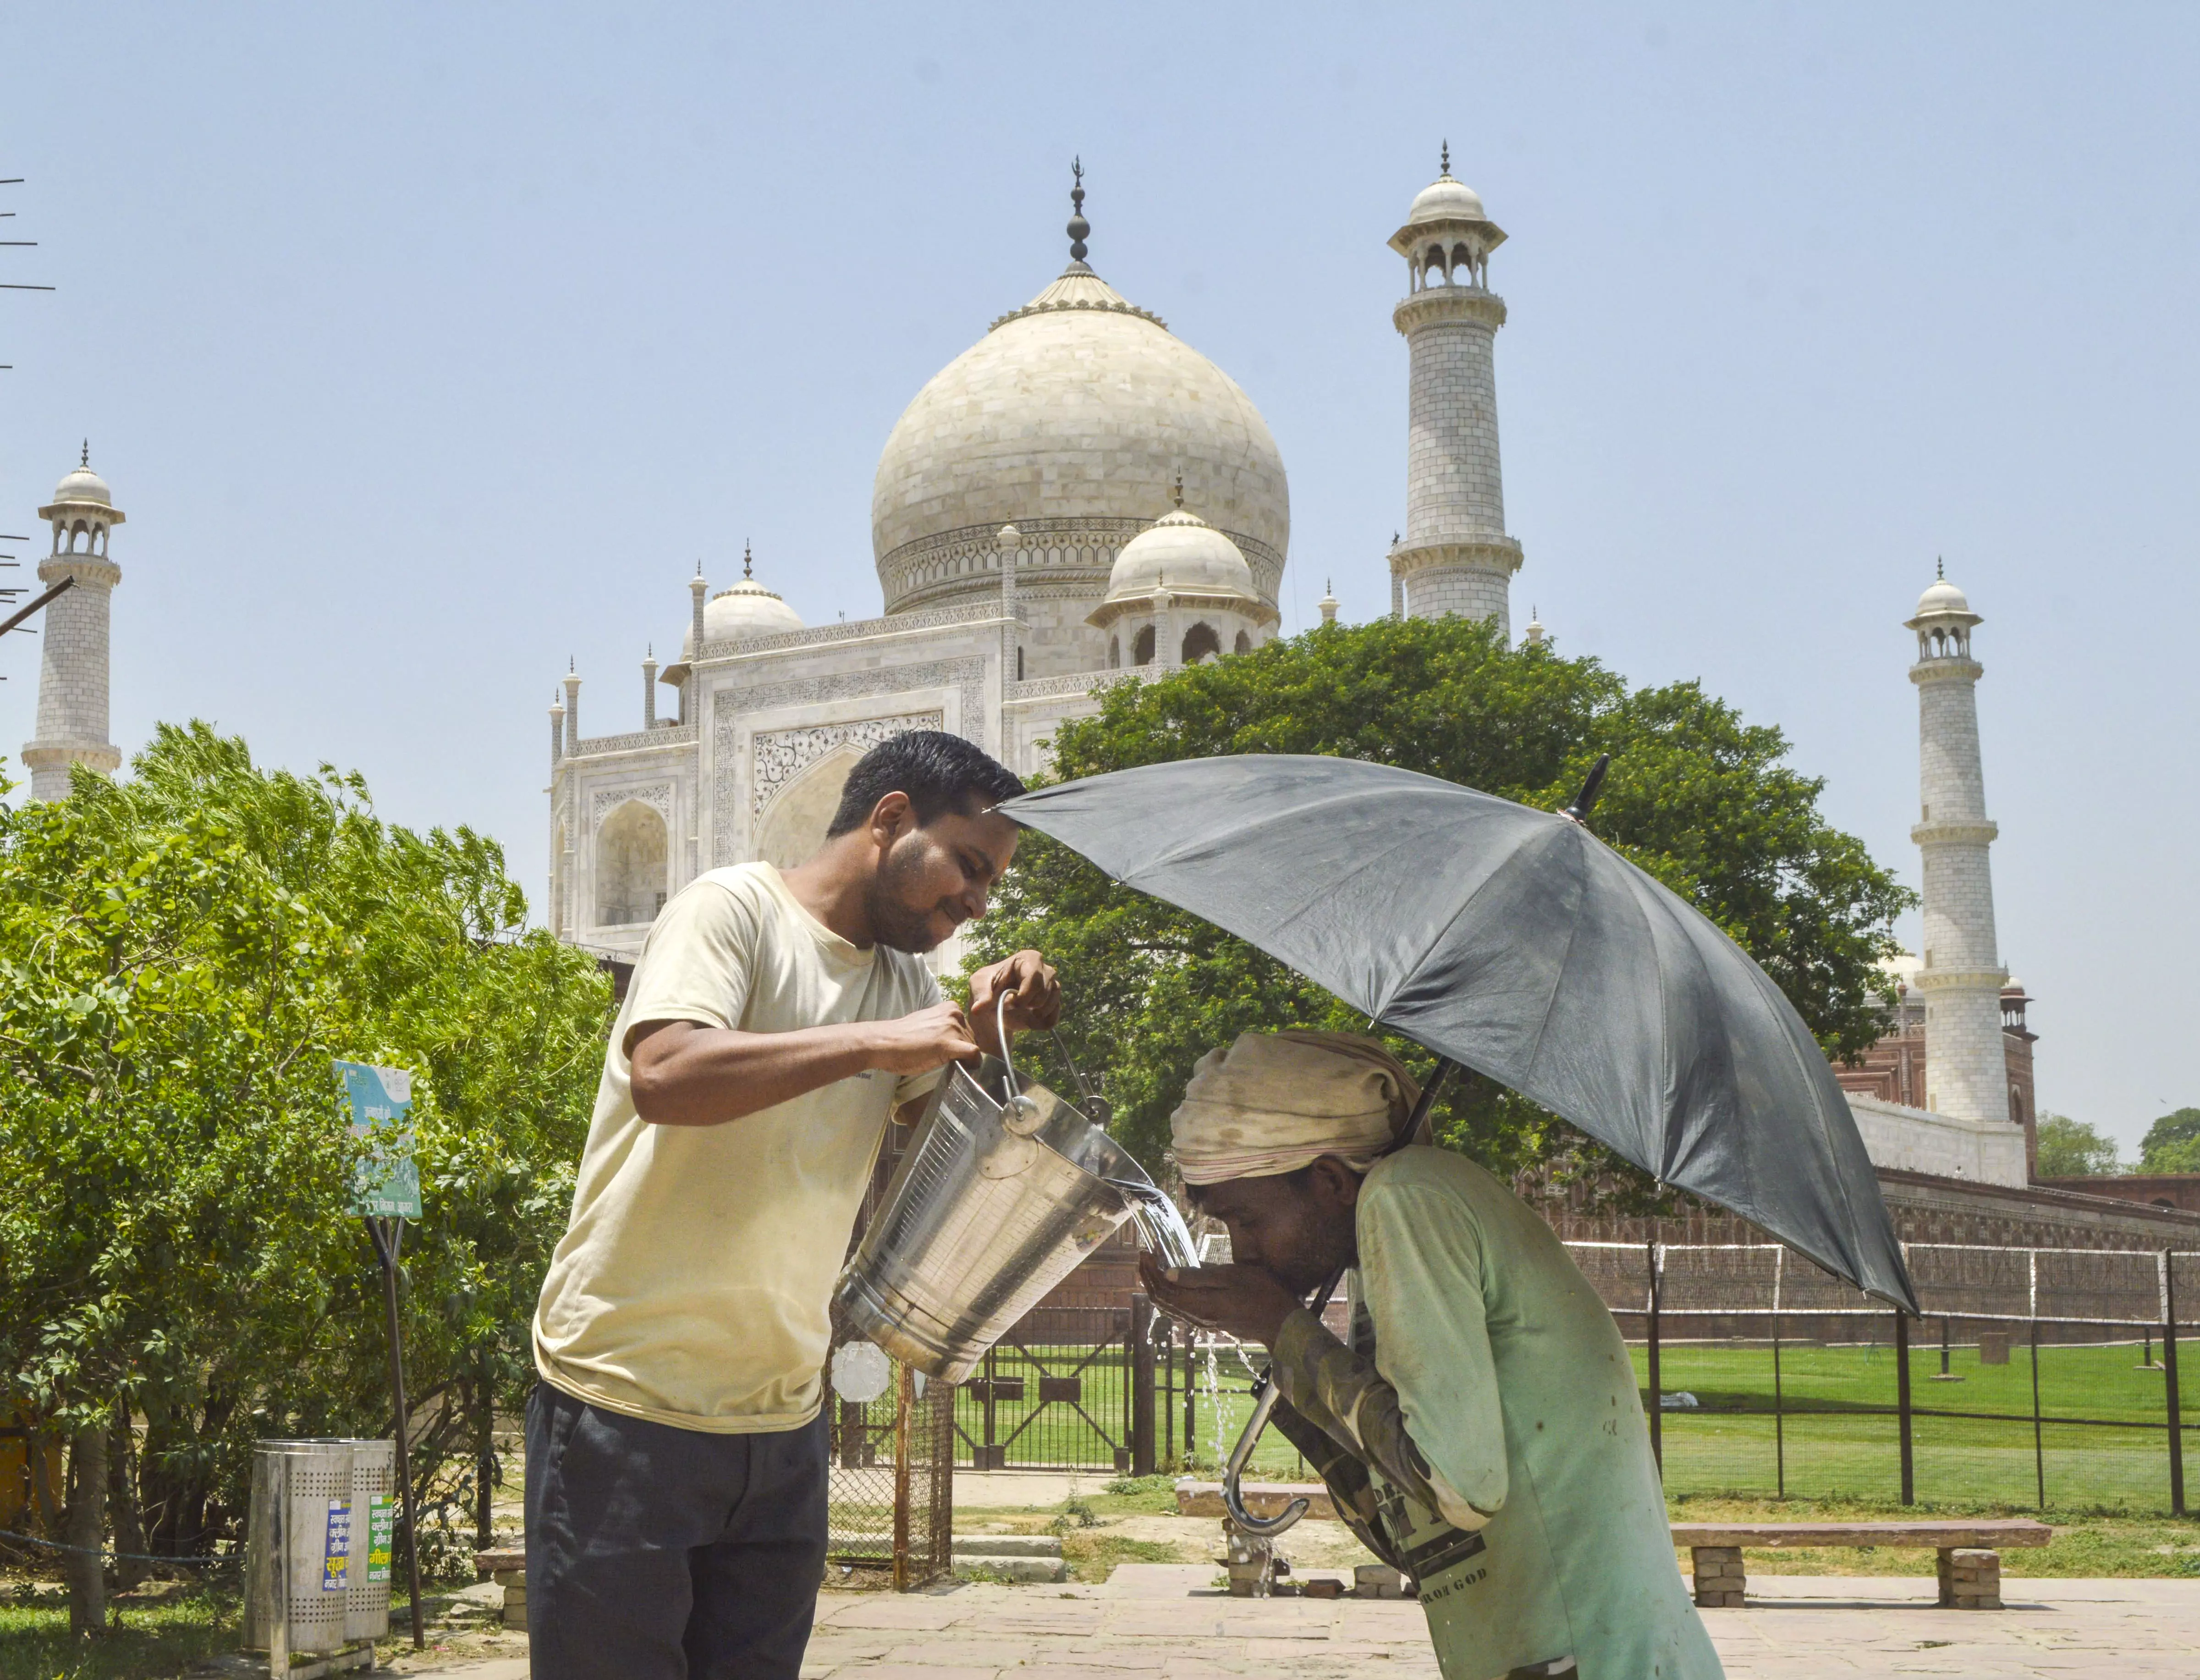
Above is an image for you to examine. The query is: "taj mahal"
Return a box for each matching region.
[538,156,1524,958]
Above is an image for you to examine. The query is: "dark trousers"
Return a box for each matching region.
[525,1382,829,1680]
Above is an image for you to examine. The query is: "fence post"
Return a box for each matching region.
[2029,1319,2046,1511]
[1130,1294,1156,1476]
[1771,1310,1785,1500]
[2165,1249,2185,1517]
[1646,1241,1663,1476]
[892,1363,913,1592]
[1895,1311,1914,1506]
[1185,1332,1199,1469]
[1160,1314,1175,1467]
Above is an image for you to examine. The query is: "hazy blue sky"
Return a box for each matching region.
[3,4,2194,1151]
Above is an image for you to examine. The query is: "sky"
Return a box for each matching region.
[2,3,2194,1153]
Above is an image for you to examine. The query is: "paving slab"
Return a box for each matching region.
[390,1573,2200,1679]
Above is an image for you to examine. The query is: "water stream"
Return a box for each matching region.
[1105,1172,1201,1270]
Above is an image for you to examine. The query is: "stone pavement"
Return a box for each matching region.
[386,1567,2200,1679]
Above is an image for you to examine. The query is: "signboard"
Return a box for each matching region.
[337,1060,422,1219]
[365,1495,395,1584]
[321,1499,352,1592]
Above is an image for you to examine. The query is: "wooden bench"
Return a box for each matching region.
[1669,1520,2052,1611]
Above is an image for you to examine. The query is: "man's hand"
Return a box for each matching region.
[1138,1253,1305,1350]
[968,949,1061,1056]
[868,1000,981,1075]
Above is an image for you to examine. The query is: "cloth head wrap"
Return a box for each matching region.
[1168,1030,1423,1186]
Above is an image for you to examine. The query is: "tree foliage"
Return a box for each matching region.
[2137,1107,2200,1175]
[0,724,610,1587]
[971,618,1913,1190]
[2035,1113,2123,1178]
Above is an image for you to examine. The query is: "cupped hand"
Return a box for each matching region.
[969,949,1062,1052]
[870,1000,980,1075]
[1138,1252,1304,1350]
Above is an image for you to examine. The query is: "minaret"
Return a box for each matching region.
[1387,146,1522,633]
[22,447,125,801]
[1906,566,2009,1125]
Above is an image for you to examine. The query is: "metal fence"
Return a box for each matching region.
[1576,1241,2197,1515]
[937,1239,2198,1513]
[825,1320,955,1588]
[954,1306,1136,1472]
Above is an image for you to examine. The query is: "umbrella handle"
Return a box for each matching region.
[1219,1262,1347,1538]
[1221,1376,1307,1538]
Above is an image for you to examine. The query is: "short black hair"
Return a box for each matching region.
[825,729,1026,837]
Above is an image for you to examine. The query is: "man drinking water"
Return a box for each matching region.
[1143,1030,1721,1680]
[528,731,1059,1679]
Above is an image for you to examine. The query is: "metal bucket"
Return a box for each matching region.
[834,1053,1143,1383]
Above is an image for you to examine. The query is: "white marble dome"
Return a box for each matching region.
[684,574,804,656]
[50,463,112,507]
[1913,578,1973,618]
[1101,506,1257,604]
[1406,173,1488,226]
[871,263,1289,612]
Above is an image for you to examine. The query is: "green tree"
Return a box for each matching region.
[972,617,1913,1188]
[2137,1107,2200,1174]
[2034,1113,2122,1178]
[0,725,609,1630]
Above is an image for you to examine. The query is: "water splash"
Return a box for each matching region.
[1105,1172,1200,1270]
[1204,1338,1226,1469]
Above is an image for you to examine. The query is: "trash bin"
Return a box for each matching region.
[344,1439,394,1646]
[245,1438,391,1665]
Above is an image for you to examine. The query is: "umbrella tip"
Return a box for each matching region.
[1562,754,1612,826]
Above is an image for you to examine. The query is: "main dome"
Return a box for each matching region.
[871,262,1289,615]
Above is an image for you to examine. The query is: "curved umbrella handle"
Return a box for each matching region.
[1221,1374,1307,1538]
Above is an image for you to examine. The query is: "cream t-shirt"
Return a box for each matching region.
[532,863,945,1432]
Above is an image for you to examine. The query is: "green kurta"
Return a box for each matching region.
[1270,1146,1722,1680]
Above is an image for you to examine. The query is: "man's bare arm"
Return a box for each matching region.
[629,1002,979,1127]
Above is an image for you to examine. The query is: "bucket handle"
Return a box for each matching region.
[996,994,1045,1137]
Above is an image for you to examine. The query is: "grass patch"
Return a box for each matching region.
[0,1581,239,1680]
[1058,1534,1186,1582]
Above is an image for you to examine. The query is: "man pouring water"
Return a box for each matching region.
[1143,1030,1722,1680]
[528,732,1059,1680]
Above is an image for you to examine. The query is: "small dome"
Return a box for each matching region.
[51,463,111,507]
[1406,174,1488,226]
[1914,578,1971,618]
[683,573,804,656]
[1101,506,1257,604]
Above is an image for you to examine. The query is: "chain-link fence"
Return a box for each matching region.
[1574,1241,2198,1515]
[825,1308,955,1588]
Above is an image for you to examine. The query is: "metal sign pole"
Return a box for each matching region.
[367,1216,426,1648]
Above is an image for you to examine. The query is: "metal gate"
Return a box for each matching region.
[956,1306,1134,1471]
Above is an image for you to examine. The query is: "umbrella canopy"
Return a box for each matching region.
[1000,754,1917,1312]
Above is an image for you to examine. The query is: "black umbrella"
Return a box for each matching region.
[1000,753,1916,1312]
